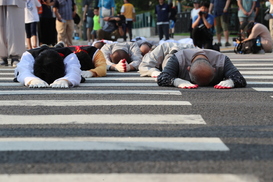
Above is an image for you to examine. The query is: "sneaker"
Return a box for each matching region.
[0,58,8,66]
[88,41,92,46]
[11,59,19,68]
[225,42,231,47]
[217,42,222,47]
[54,41,65,48]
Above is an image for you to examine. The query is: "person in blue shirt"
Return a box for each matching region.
[98,0,115,27]
[192,2,214,49]
[155,0,170,41]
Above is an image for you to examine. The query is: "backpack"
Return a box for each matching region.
[234,37,262,54]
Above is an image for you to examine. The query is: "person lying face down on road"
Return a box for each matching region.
[157,49,247,89]
[14,45,82,88]
[100,42,142,72]
[139,42,195,78]
[68,45,107,78]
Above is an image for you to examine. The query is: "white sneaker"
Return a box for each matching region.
[88,42,92,46]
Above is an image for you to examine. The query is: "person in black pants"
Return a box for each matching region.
[155,0,170,41]
[191,2,214,49]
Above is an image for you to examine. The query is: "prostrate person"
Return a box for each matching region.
[14,46,82,88]
[139,42,196,78]
[100,42,142,72]
[68,45,107,78]
[157,49,247,89]
[240,22,273,53]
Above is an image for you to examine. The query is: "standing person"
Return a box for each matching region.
[0,0,26,67]
[169,2,177,39]
[192,2,214,49]
[120,0,136,42]
[237,0,256,29]
[98,0,115,27]
[83,0,99,45]
[269,0,273,39]
[189,0,200,38]
[25,0,41,50]
[39,0,57,46]
[53,0,76,47]
[209,0,231,47]
[155,0,170,41]
[91,7,101,43]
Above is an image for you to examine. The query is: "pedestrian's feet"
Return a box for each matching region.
[0,58,8,66]
[88,41,92,46]
[225,42,231,47]
[217,42,222,47]
[54,41,65,48]
[11,59,19,68]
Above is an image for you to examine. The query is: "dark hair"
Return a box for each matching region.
[94,7,99,10]
[34,49,65,84]
[140,42,153,48]
[111,49,131,64]
[200,2,209,8]
[75,51,94,70]
[94,42,105,49]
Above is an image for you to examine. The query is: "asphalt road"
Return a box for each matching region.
[0,52,272,182]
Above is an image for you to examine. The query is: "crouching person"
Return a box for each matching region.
[14,46,82,88]
[157,49,247,89]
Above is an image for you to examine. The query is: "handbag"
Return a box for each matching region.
[264,9,272,21]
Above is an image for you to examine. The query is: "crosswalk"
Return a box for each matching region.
[0,58,272,182]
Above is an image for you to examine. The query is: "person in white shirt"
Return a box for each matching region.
[14,46,82,88]
[25,0,41,49]
[190,0,200,38]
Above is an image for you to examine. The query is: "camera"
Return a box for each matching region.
[199,11,207,15]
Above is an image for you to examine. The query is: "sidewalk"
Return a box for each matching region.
[73,34,234,53]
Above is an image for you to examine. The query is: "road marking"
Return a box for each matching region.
[252,87,273,91]
[244,75,273,79]
[240,71,273,74]
[0,100,191,106]
[0,82,158,87]
[238,67,273,70]
[0,137,229,151]
[247,82,273,85]
[0,90,182,95]
[0,174,258,182]
[0,72,141,76]
[0,114,204,125]
[231,59,273,61]
[234,63,273,66]
[0,77,155,81]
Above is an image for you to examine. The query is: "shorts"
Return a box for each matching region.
[215,15,229,34]
[238,16,255,23]
[86,16,93,29]
[91,29,97,38]
[25,22,37,38]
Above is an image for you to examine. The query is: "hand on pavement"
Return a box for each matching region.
[81,71,93,78]
[173,78,198,89]
[115,59,130,72]
[214,79,234,89]
[28,78,49,88]
[50,79,70,88]
[151,71,161,78]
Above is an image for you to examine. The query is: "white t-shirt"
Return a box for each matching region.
[191,8,200,19]
[24,0,41,23]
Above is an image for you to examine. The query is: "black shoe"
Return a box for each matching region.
[54,41,65,48]
[0,58,8,66]
[225,42,231,47]
[217,42,222,47]
[11,59,19,67]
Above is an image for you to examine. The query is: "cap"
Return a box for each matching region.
[193,0,200,3]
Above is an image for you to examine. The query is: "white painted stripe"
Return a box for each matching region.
[232,59,273,61]
[238,67,273,70]
[0,83,158,87]
[252,87,273,91]
[0,174,258,182]
[234,63,273,66]
[0,68,14,71]
[244,75,273,79]
[240,71,273,74]
[0,114,204,125]
[247,81,273,85]
[0,137,229,151]
[0,73,14,75]
[0,77,155,81]
[81,83,157,87]
[0,100,191,106]
[85,77,154,81]
[106,72,140,76]
[0,90,182,95]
